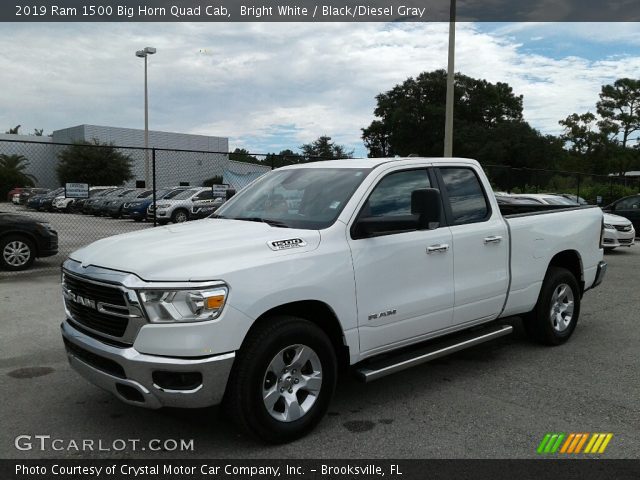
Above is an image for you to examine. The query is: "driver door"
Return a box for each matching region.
[347,167,454,355]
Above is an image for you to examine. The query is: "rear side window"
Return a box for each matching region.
[439,168,490,225]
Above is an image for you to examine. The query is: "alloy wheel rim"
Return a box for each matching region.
[262,344,322,423]
[3,241,31,267]
[549,283,574,332]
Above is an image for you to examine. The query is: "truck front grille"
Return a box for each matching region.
[62,273,130,339]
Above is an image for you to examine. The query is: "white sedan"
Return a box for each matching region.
[507,194,635,250]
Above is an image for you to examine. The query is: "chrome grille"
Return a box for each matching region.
[62,271,144,344]
[614,225,632,232]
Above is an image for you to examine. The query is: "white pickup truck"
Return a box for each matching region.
[60,157,606,443]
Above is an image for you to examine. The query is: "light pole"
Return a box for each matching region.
[136,46,156,187]
[444,0,456,157]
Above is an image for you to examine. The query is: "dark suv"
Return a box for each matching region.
[604,195,640,235]
[0,212,58,270]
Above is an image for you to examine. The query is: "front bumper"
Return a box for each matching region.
[61,320,235,409]
[592,261,607,289]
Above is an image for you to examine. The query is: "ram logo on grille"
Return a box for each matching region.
[63,288,97,310]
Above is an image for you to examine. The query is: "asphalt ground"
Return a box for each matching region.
[0,245,638,459]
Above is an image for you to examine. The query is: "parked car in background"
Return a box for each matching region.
[507,194,576,206]
[122,187,188,222]
[0,211,58,270]
[53,186,116,213]
[94,188,137,217]
[6,187,25,202]
[105,189,153,219]
[147,187,214,225]
[557,194,589,205]
[190,196,225,220]
[84,188,131,215]
[28,188,64,212]
[18,188,49,205]
[601,213,635,250]
[495,195,541,205]
[604,195,640,235]
[77,187,118,214]
[11,193,21,204]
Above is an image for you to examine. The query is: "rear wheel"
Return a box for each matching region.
[523,266,581,345]
[1,235,36,271]
[224,316,337,443]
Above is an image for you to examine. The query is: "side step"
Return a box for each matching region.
[355,324,513,382]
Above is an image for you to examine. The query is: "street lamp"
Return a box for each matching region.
[444,0,456,157]
[136,46,156,187]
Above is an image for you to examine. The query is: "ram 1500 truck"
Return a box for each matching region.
[60,157,607,443]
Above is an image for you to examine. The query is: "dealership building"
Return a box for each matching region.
[0,124,269,190]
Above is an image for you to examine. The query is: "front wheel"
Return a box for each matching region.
[224,316,337,443]
[171,209,189,223]
[523,266,581,345]
[1,235,36,271]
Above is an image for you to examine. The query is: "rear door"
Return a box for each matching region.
[436,166,509,326]
[348,166,454,354]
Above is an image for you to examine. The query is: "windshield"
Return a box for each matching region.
[215,167,370,229]
[171,189,199,200]
[162,188,187,199]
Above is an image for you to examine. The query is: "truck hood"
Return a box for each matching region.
[69,219,321,281]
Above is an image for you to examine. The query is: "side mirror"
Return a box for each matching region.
[411,188,441,229]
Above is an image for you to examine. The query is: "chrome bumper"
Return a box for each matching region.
[61,320,235,409]
[592,261,607,289]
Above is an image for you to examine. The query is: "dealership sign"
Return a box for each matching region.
[65,183,89,199]
[212,184,230,198]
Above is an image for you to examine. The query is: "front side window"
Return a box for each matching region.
[439,168,490,225]
[617,197,640,210]
[364,169,431,218]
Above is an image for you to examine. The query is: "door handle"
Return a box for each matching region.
[427,244,450,254]
[484,235,503,244]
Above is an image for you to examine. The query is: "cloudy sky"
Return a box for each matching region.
[1,22,639,156]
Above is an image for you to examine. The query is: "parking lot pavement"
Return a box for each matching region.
[1,247,639,459]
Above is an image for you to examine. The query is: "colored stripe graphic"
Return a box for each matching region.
[539,433,613,454]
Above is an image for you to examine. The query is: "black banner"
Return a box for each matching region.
[3,0,640,22]
[2,460,640,480]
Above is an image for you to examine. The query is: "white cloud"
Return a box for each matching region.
[0,22,639,156]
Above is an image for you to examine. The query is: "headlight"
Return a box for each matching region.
[138,286,228,323]
[156,203,171,208]
[603,223,614,229]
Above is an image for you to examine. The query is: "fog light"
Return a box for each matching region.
[152,371,202,391]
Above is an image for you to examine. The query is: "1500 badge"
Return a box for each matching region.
[268,238,307,251]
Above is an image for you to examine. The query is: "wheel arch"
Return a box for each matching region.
[548,249,584,294]
[247,300,350,371]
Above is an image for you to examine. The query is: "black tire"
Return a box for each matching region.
[171,209,189,224]
[224,316,337,443]
[0,234,36,271]
[523,267,581,345]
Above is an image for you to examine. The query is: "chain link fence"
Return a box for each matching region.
[2,138,639,275]
[484,164,640,206]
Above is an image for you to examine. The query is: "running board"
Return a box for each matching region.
[356,324,513,382]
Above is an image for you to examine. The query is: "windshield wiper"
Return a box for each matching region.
[234,217,291,228]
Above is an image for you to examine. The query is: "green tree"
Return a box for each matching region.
[558,112,612,174]
[597,78,640,149]
[33,129,44,136]
[56,140,133,186]
[264,149,302,168]
[5,125,21,134]
[361,70,527,156]
[596,78,640,175]
[229,148,262,165]
[0,154,36,200]
[300,136,353,160]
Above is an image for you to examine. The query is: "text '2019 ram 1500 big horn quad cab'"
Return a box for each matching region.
[60,158,607,443]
